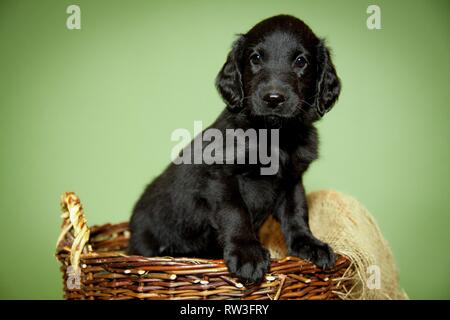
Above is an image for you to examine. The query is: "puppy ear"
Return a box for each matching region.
[314,40,341,117]
[216,35,246,111]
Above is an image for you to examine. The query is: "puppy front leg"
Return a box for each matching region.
[214,206,270,284]
[277,182,336,269]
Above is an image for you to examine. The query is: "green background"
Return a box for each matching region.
[0,0,449,299]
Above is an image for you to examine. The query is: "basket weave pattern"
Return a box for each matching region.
[56,192,353,300]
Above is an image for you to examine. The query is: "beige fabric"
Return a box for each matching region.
[259,189,407,300]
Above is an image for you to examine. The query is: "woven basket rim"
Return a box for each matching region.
[56,192,353,300]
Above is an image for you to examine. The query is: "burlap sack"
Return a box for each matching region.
[259,189,407,300]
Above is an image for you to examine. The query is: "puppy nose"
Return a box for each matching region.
[263,92,286,107]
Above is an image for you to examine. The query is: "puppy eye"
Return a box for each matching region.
[250,53,262,64]
[294,55,307,68]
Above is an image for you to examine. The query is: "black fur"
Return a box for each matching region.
[128,15,341,284]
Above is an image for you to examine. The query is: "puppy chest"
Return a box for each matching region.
[237,176,282,218]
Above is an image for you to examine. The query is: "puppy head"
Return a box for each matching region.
[216,15,341,122]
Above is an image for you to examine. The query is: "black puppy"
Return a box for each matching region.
[129,15,341,283]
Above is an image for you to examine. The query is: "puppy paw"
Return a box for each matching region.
[289,236,336,269]
[224,240,271,284]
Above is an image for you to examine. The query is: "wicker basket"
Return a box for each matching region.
[55,192,354,300]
